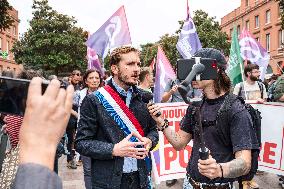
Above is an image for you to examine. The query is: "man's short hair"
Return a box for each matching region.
[109,46,140,66]
[139,67,152,83]
[71,70,81,76]
[244,64,259,77]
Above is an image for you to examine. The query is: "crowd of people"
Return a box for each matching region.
[0,46,283,189]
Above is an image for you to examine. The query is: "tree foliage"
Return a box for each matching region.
[0,0,14,31]
[193,10,230,56]
[12,0,88,75]
[140,43,157,67]
[276,0,284,29]
[140,9,230,70]
[140,34,180,69]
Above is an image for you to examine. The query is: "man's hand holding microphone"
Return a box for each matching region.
[147,101,167,132]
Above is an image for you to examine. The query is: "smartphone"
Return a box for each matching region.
[0,76,48,116]
[177,58,218,81]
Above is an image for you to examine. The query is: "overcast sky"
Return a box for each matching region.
[8,0,240,46]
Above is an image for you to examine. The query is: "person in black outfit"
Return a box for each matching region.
[148,48,259,189]
[66,70,81,169]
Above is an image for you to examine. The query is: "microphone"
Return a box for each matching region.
[141,91,161,117]
[178,60,205,104]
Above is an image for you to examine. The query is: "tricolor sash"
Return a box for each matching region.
[95,85,145,142]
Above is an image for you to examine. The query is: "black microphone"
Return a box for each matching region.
[178,63,205,104]
[141,91,161,117]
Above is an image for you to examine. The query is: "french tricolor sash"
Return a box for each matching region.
[95,85,145,142]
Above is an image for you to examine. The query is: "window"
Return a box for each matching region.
[266,33,270,51]
[230,28,233,38]
[245,0,249,6]
[6,41,10,53]
[246,20,250,30]
[255,15,259,28]
[279,30,284,48]
[13,26,16,36]
[265,10,271,24]
[237,25,241,36]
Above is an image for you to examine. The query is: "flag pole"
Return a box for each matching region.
[239,59,248,100]
[237,28,248,100]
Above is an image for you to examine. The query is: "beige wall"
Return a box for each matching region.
[221,0,284,74]
[0,7,21,76]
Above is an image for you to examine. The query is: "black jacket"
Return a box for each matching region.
[75,82,159,189]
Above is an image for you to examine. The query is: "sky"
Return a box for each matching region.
[8,0,240,46]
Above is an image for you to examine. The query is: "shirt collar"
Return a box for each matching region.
[111,79,133,97]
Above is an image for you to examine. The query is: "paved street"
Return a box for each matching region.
[59,155,282,189]
[58,156,84,189]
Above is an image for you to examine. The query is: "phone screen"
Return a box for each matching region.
[177,58,218,81]
[0,76,48,116]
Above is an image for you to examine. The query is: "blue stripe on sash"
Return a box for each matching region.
[95,91,138,142]
[95,90,152,180]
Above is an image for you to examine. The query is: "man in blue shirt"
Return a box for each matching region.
[75,46,159,189]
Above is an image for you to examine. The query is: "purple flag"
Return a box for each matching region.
[239,29,270,80]
[154,46,176,103]
[86,6,131,60]
[87,47,104,76]
[176,0,202,58]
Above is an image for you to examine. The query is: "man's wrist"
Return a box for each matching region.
[157,119,165,127]
[217,163,224,178]
[157,119,169,132]
[112,143,118,157]
[20,144,56,171]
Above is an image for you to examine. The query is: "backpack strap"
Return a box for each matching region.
[188,100,204,140]
[257,81,264,99]
[216,93,239,146]
[238,82,243,97]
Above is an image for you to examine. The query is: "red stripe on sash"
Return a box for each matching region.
[104,85,145,137]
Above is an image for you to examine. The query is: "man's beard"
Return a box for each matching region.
[117,70,137,86]
[250,75,259,81]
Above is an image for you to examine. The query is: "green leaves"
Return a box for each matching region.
[193,10,230,56]
[276,0,284,30]
[140,9,230,71]
[0,0,14,31]
[12,0,88,75]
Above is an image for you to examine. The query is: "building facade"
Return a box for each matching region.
[221,0,283,74]
[0,7,21,76]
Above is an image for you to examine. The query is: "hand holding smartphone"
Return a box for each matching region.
[0,76,48,116]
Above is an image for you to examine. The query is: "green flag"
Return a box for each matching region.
[227,26,243,86]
